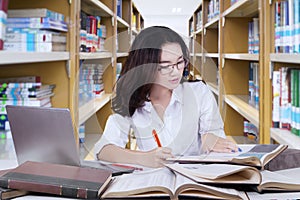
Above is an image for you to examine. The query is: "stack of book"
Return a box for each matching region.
[1,144,300,199]
[79,63,104,106]
[4,8,67,52]
[0,76,55,135]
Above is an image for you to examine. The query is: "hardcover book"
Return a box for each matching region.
[0,161,112,199]
[168,144,288,170]
[0,169,28,200]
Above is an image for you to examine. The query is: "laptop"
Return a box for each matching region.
[6,105,134,176]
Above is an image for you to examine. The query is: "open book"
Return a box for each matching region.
[165,163,261,185]
[101,168,248,200]
[256,167,300,193]
[168,144,288,169]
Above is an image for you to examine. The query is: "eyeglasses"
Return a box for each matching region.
[158,59,187,75]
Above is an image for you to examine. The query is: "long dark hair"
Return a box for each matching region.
[112,26,190,117]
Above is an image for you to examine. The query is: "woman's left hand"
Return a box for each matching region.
[201,133,239,153]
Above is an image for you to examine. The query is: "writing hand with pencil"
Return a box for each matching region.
[140,129,173,168]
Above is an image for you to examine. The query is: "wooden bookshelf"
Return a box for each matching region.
[1,0,143,147]
[190,0,300,147]
[189,0,262,143]
[262,1,300,148]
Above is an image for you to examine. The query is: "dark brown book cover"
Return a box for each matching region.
[0,161,112,199]
[0,168,28,199]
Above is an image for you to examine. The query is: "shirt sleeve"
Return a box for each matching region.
[94,114,130,159]
[192,81,226,138]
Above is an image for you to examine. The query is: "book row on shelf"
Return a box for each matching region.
[272,67,300,136]
[80,11,107,53]
[274,0,300,53]
[0,76,55,138]
[1,3,68,52]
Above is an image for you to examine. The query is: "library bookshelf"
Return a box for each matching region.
[189,0,300,148]
[1,0,143,146]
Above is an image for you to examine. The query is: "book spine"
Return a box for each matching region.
[0,0,8,50]
[0,178,98,199]
[272,70,281,128]
[6,21,68,32]
[117,0,122,18]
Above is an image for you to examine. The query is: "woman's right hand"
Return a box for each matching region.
[141,147,173,168]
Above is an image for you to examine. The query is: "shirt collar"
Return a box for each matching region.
[143,84,184,113]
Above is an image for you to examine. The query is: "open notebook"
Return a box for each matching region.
[6,105,133,176]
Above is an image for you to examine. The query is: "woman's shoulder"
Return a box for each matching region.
[183,80,209,93]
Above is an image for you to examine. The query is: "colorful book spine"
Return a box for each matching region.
[6,21,68,32]
[272,70,281,128]
[0,0,8,50]
[279,67,291,130]
[294,0,300,53]
[117,0,122,18]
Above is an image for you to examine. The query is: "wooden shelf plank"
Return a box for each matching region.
[205,53,219,58]
[222,0,259,18]
[204,16,219,29]
[225,95,259,127]
[79,52,112,60]
[116,52,129,58]
[270,128,300,149]
[207,82,219,96]
[194,28,202,35]
[270,53,300,64]
[81,0,114,17]
[117,16,130,28]
[223,53,259,61]
[195,53,203,57]
[0,52,70,65]
[132,29,138,35]
[79,93,112,125]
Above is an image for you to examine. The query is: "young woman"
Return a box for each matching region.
[94,26,238,168]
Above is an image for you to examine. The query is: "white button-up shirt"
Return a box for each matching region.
[94,81,225,157]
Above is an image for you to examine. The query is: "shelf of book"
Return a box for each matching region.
[270,128,300,150]
[225,94,259,128]
[263,0,300,145]
[0,52,70,65]
[79,93,112,125]
[270,54,300,64]
[79,52,113,60]
[223,53,259,61]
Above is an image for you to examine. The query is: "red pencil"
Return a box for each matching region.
[152,129,162,147]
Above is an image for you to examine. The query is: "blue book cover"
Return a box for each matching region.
[117,0,122,18]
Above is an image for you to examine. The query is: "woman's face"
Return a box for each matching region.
[155,42,184,90]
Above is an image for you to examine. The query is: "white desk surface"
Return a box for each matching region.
[2,138,300,200]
